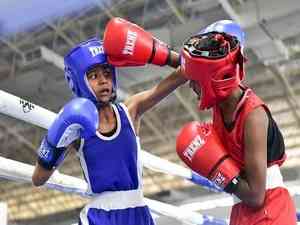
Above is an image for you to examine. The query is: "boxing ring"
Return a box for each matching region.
[0,89,299,225]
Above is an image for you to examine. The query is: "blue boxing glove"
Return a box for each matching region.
[37,98,98,170]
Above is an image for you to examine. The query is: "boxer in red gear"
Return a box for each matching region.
[180,20,297,225]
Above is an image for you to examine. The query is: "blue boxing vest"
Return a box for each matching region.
[77,103,155,225]
[77,103,143,195]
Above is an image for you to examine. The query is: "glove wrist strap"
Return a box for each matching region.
[224,176,240,194]
[148,39,156,64]
[37,136,67,170]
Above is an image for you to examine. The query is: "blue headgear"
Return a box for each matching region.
[199,20,245,48]
[64,38,117,104]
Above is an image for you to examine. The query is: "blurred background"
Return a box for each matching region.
[0,0,300,224]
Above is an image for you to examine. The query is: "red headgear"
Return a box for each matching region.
[181,21,246,110]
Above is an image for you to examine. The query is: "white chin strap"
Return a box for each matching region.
[84,74,98,101]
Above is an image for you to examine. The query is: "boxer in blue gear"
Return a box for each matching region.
[32,38,187,225]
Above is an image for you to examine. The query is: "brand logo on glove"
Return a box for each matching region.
[212,172,226,188]
[183,135,204,161]
[89,46,104,57]
[122,30,137,55]
[38,145,50,159]
[20,99,35,113]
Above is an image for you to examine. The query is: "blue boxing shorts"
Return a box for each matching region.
[79,189,155,225]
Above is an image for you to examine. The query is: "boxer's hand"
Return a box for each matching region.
[176,121,240,193]
[103,17,179,67]
[37,98,98,170]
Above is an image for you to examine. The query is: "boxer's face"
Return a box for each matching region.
[87,64,114,103]
[189,80,201,100]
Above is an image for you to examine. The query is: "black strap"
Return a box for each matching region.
[148,39,156,63]
[224,176,240,194]
[165,47,174,67]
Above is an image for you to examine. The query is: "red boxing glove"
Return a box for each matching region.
[176,121,240,193]
[103,17,170,67]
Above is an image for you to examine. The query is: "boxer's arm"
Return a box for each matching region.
[32,161,55,186]
[125,67,187,122]
[233,107,268,208]
[32,144,75,186]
